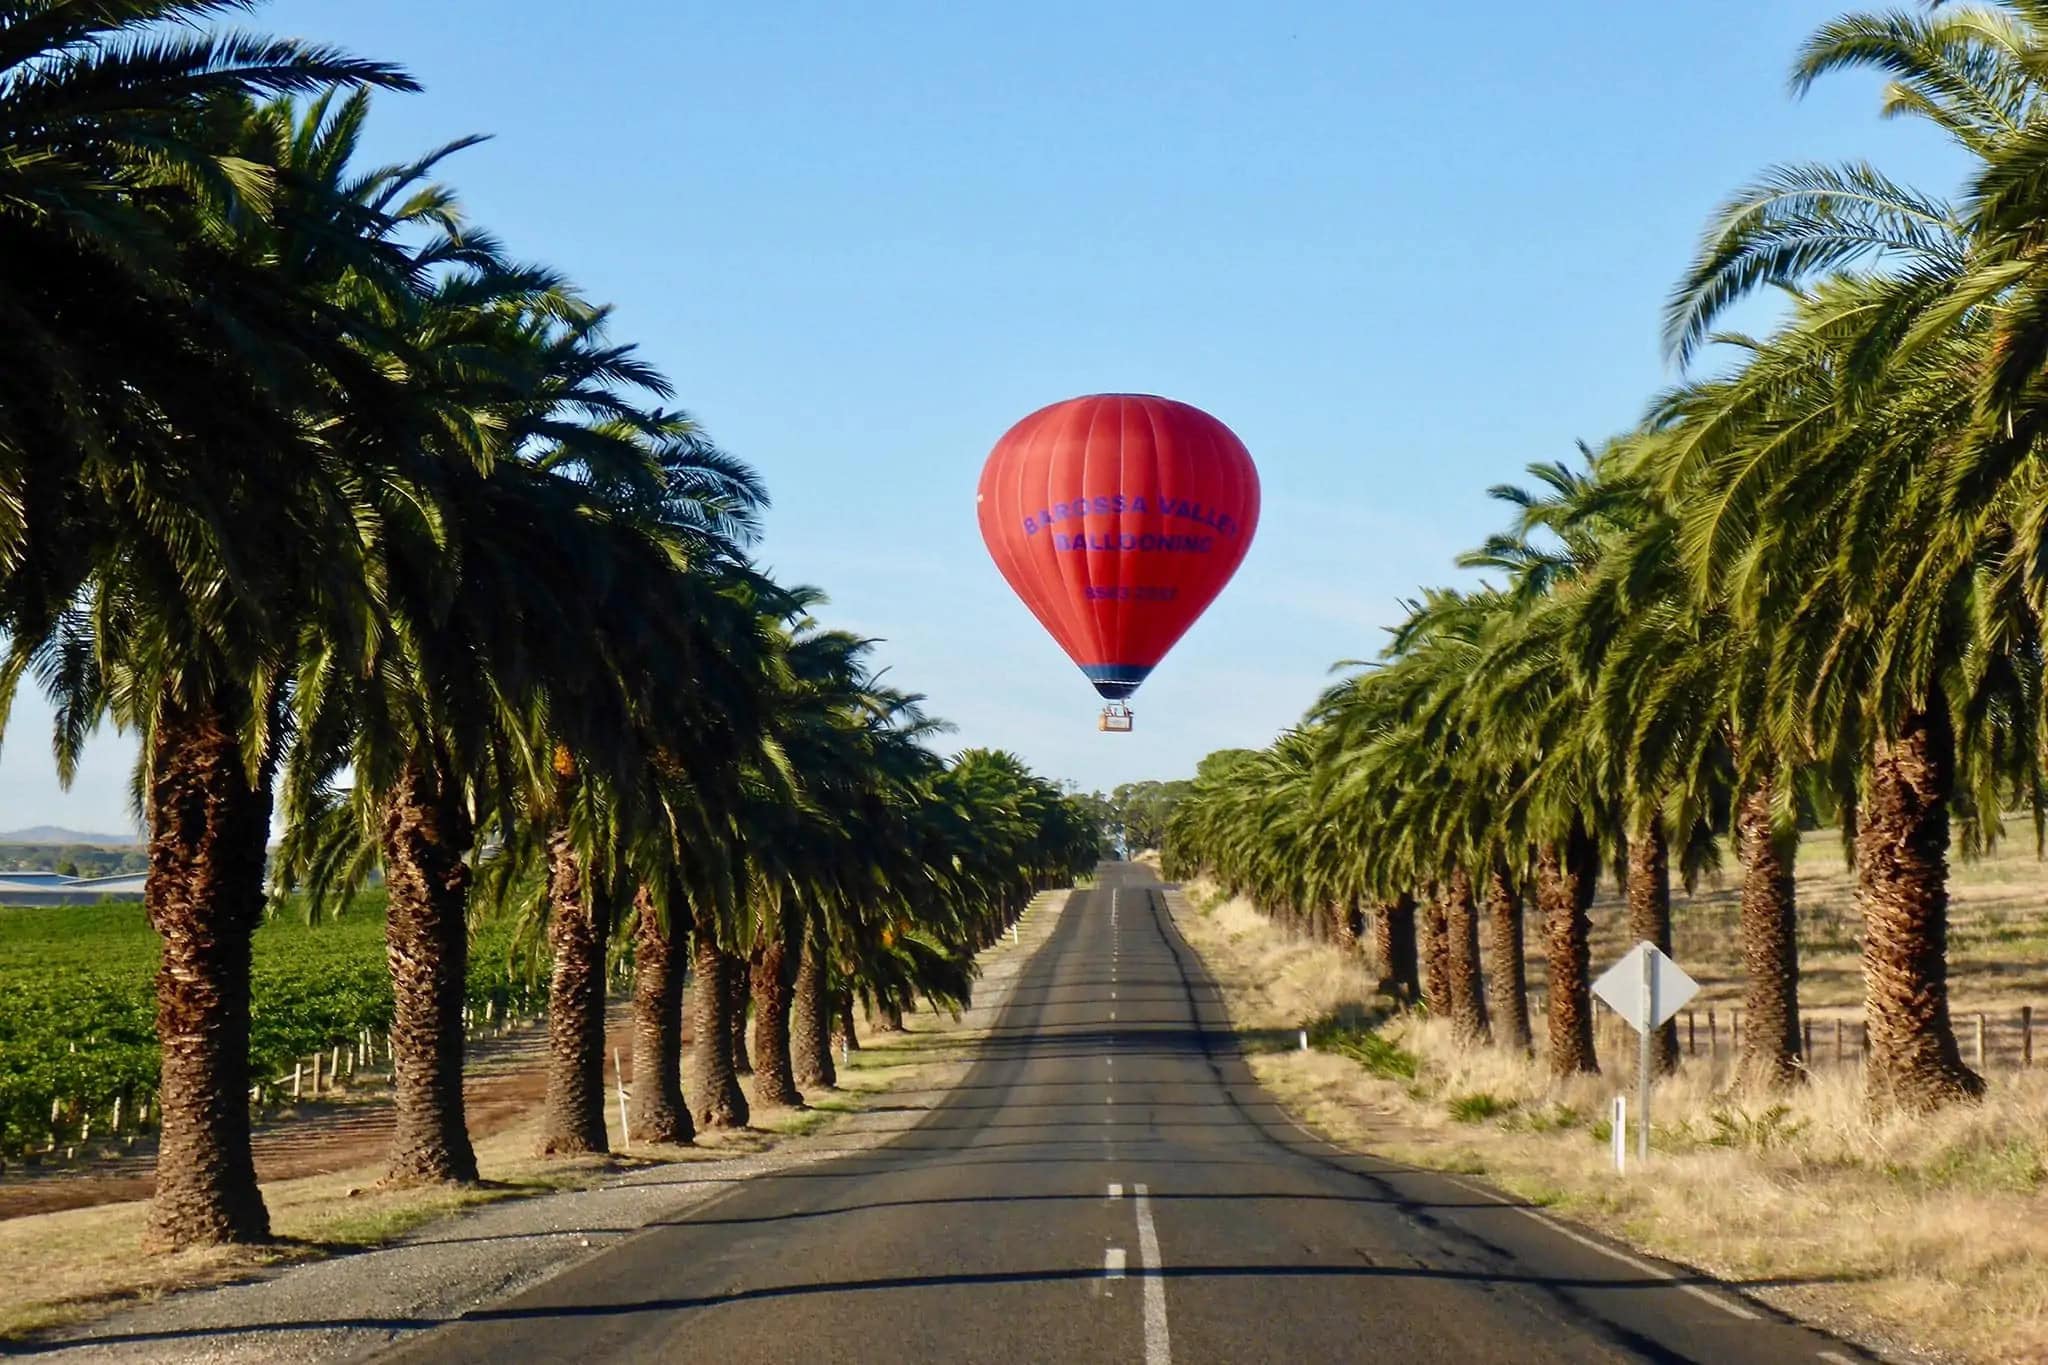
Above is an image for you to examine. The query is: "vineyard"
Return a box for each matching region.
[0,896,546,1161]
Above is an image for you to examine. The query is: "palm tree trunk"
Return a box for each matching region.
[726,955,753,1074]
[690,910,749,1130]
[628,887,691,1145]
[836,989,860,1052]
[1374,893,1419,1004]
[1443,868,1491,1044]
[1538,831,1599,1077]
[537,817,611,1155]
[1333,898,1361,954]
[875,1000,906,1033]
[1484,857,1532,1052]
[748,935,802,1108]
[792,929,837,1090]
[1858,708,1984,1111]
[1419,884,1450,1015]
[1736,774,1803,1090]
[379,756,478,1184]
[142,694,273,1250]
[1625,821,1679,1075]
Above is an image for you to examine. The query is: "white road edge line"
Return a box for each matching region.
[1132,1182,1172,1364]
[1105,1246,1127,1279]
[1108,1182,1123,1199]
[1441,1174,1759,1321]
[1816,1353,1859,1365]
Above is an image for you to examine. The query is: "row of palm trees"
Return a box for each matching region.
[1165,0,2048,1116]
[1,1,1096,1251]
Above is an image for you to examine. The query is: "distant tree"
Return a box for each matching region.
[1084,780,1193,856]
[57,861,80,879]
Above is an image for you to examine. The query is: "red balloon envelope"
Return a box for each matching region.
[977,394,1260,701]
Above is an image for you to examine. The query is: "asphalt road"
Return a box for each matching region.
[377,862,1866,1364]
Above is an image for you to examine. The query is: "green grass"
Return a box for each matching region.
[1447,1092,1518,1124]
[0,893,544,1158]
[1310,1021,1419,1080]
[763,1108,838,1137]
[1701,1104,1808,1152]
[1890,1137,2047,1195]
[1503,1103,1585,1135]
[303,1181,543,1246]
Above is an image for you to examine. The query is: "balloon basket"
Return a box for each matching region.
[1098,703,1134,733]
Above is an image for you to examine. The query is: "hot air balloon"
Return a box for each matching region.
[976,394,1260,731]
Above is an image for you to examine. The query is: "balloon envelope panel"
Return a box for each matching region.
[976,394,1260,699]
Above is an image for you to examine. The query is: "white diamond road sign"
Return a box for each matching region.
[1592,942,1699,1033]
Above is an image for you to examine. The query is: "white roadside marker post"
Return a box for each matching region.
[1612,1095,1627,1174]
[613,1047,629,1150]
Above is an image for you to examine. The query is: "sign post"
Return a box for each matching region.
[1637,947,1654,1164]
[1593,942,1699,1166]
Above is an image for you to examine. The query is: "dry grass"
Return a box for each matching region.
[0,889,1067,1340]
[1175,877,2048,1365]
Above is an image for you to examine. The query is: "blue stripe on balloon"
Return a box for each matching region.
[1081,664,1152,700]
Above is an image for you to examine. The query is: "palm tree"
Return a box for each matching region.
[1373,893,1420,1005]
[1649,4,2048,1108]
[1441,867,1491,1045]
[626,879,691,1144]
[690,921,750,1129]
[1482,856,1532,1052]
[1,8,428,1248]
[789,914,838,1091]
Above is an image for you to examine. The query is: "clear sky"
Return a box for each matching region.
[0,0,1971,835]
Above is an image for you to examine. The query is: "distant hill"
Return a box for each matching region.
[0,826,139,847]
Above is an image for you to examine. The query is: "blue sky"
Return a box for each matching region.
[0,0,1971,834]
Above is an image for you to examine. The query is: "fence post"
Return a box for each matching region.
[1686,1011,1696,1056]
[1732,1009,1741,1052]
[1802,1018,1812,1063]
[1835,1018,1844,1065]
[1975,1013,1987,1069]
[2024,1006,2034,1067]
[292,1062,303,1099]
[1707,1009,1717,1060]
[1860,1021,1869,1058]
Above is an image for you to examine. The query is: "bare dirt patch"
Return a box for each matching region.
[0,1010,641,1220]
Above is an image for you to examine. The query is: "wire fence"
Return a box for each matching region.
[1573,999,2038,1072]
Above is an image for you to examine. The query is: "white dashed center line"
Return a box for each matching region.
[1132,1182,1171,1364]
